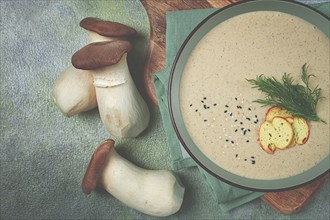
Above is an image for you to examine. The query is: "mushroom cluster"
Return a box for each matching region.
[52,17,150,138]
[53,18,185,217]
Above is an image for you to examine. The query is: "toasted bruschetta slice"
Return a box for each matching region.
[265,106,294,123]
[259,117,294,153]
[292,117,310,145]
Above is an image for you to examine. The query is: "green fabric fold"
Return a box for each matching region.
[154,2,329,213]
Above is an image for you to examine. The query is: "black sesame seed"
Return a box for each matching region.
[246,117,251,121]
[255,115,258,118]
[248,129,251,132]
[248,108,252,111]
[207,106,210,109]
[231,141,234,144]
[241,128,244,131]
[235,119,238,122]
[230,112,233,116]
[213,103,217,106]
[235,97,238,100]
[235,154,238,158]
[240,122,243,125]
[204,119,207,122]
[203,97,207,100]
[190,104,193,107]
[246,140,249,143]
[226,139,229,142]
[252,160,256,165]
[224,110,228,113]
[225,104,229,107]
[237,106,242,109]
[235,129,238,132]
[203,105,207,109]
[251,156,255,159]
[195,109,198,112]
[201,100,204,103]
[244,159,247,161]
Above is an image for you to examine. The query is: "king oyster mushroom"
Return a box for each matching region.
[82,139,185,217]
[52,17,137,117]
[71,40,150,138]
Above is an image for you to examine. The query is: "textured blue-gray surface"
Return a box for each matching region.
[0,0,329,219]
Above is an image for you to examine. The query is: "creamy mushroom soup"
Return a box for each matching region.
[180,11,329,179]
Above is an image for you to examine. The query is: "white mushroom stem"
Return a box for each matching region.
[93,53,150,137]
[52,65,97,117]
[87,31,118,43]
[101,147,185,217]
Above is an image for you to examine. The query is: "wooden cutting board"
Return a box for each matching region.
[261,173,329,214]
[140,0,330,214]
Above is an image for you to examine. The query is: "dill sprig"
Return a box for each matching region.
[246,64,326,123]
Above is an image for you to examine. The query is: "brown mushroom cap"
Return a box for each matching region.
[81,139,115,194]
[80,17,137,38]
[71,40,132,70]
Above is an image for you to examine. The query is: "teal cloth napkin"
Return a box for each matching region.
[154,3,329,213]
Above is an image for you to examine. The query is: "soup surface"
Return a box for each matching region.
[180,11,329,179]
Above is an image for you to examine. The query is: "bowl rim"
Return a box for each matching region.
[168,0,330,191]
